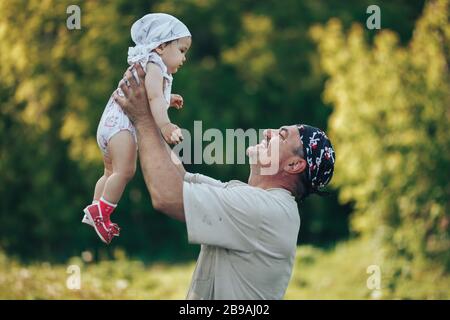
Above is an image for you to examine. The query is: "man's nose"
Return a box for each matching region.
[263,129,277,139]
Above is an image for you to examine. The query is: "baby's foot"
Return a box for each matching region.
[83,203,114,244]
[82,209,120,237]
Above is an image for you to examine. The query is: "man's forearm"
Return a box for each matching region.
[135,119,185,221]
[164,143,186,177]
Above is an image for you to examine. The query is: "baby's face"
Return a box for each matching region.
[158,36,191,74]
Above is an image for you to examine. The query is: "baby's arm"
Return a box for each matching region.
[144,63,183,144]
[144,63,170,129]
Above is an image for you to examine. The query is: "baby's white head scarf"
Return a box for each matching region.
[127,13,191,65]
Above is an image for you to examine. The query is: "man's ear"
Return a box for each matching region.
[283,157,307,175]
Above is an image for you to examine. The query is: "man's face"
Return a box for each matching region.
[247,125,305,175]
[158,36,191,74]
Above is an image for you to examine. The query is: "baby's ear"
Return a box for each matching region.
[154,44,165,54]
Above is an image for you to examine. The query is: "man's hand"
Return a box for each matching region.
[113,64,151,126]
[170,94,184,109]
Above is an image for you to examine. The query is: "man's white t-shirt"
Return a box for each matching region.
[183,172,300,300]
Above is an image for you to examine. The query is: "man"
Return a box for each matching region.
[113,64,335,300]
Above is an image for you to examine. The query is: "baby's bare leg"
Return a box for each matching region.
[93,155,113,202]
[102,130,137,204]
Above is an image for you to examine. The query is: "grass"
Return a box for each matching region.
[287,239,449,299]
[1,239,448,299]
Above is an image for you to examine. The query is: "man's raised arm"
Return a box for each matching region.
[113,64,185,221]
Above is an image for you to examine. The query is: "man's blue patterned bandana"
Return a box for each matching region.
[297,124,335,191]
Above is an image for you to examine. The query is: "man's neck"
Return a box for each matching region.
[248,168,295,194]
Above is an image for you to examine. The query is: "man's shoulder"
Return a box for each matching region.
[226,181,294,201]
[185,175,296,213]
[224,182,296,212]
[225,179,247,188]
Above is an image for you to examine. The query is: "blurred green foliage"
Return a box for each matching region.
[0,0,435,272]
[312,0,449,265]
[312,0,450,290]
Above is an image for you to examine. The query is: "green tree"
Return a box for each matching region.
[311,0,450,288]
[0,0,425,261]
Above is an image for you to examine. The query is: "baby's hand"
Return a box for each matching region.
[170,94,184,109]
[161,123,183,144]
